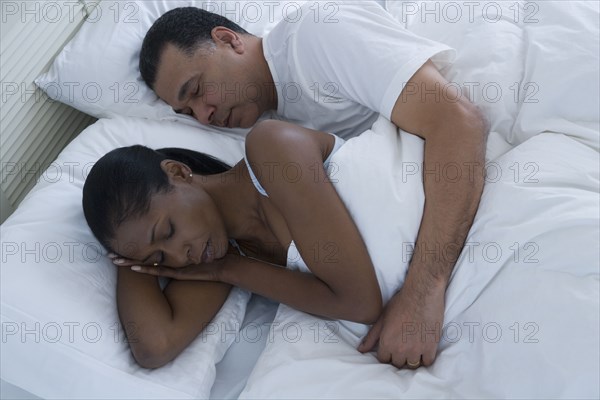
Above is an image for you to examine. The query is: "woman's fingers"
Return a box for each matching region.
[110,256,139,267]
[130,265,174,278]
[130,264,219,281]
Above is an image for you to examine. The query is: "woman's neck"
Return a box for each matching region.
[197,160,289,266]
[197,161,265,242]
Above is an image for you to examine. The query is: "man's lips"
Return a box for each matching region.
[225,112,232,128]
[217,111,231,128]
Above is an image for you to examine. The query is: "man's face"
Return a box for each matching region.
[153,40,266,129]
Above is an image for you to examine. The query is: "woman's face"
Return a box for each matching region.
[111,177,229,268]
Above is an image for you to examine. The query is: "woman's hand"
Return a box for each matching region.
[129,260,227,282]
[108,252,140,268]
[108,248,241,282]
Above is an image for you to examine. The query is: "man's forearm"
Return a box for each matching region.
[408,105,488,286]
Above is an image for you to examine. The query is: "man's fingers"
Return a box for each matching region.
[377,349,392,364]
[390,354,407,369]
[404,354,423,369]
[358,316,383,353]
[422,347,437,367]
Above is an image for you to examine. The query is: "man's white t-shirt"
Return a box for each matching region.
[262,1,456,139]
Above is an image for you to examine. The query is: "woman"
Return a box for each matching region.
[82,120,382,368]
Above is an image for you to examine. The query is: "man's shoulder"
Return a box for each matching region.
[266,1,393,40]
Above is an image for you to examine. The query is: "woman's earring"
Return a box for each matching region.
[189,173,193,178]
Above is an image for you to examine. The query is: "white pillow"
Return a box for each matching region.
[511,1,599,150]
[0,117,250,399]
[386,0,523,160]
[386,0,600,154]
[240,126,600,398]
[34,0,305,125]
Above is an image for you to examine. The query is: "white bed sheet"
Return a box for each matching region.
[210,295,279,399]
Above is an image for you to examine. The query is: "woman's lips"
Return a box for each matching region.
[201,240,214,263]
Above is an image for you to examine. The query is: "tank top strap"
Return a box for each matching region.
[244,132,345,198]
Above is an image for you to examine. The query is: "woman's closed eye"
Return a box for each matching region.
[167,220,175,239]
[156,221,175,265]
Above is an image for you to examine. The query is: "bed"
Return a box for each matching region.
[1,1,598,399]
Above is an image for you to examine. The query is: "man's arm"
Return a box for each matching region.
[358,60,488,367]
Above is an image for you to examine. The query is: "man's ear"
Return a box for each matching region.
[160,159,193,182]
[211,27,244,53]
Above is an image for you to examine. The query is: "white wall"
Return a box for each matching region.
[0,0,97,224]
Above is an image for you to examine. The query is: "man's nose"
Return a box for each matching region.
[190,98,216,125]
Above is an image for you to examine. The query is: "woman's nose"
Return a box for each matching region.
[165,242,191,268]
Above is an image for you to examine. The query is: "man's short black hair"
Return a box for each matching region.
[139,7,249,90]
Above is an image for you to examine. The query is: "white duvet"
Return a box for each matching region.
[239,1,600,398]
[240,125,599,399]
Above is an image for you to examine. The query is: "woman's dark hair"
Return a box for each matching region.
[139,7,249,90]
[82,145,230,252]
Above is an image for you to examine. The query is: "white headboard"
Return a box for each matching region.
[0,0,101,223]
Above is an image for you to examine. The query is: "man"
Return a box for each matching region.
[139,2,488,370]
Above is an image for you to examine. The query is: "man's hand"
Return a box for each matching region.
[358,271,445,368]
[370,59,488,369]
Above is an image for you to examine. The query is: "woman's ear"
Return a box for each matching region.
[160,159,193,183]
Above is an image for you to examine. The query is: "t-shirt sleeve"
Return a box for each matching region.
[293,1,456,119]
